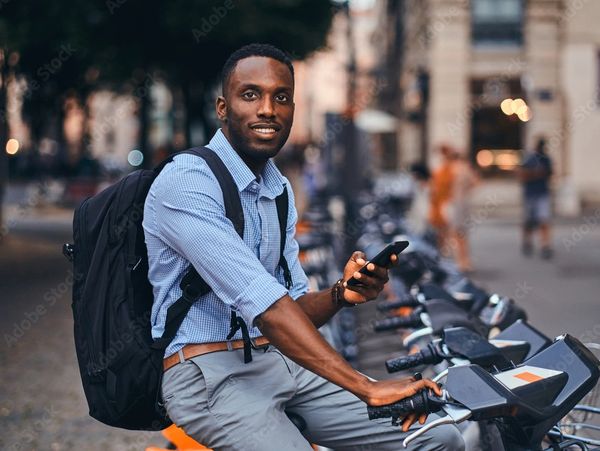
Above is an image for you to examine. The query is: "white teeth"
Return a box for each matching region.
[254,128,276,134]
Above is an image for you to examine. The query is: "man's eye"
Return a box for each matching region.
[242,92,257,100]
[275,94,289,103]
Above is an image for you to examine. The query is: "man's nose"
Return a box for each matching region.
[257,96,275,117]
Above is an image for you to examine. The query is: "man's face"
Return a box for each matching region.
[217,56,294,166]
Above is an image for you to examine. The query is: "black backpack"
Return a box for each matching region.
[64,146,292,430]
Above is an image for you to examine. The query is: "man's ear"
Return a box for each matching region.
[216,96,228,123]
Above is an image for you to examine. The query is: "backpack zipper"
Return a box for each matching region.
[78,198,103,377]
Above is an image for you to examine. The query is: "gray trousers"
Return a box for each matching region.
[162,346,464,451]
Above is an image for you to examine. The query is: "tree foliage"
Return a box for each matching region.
[0,0,336,164]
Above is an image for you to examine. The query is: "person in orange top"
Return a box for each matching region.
[428,144,456,254]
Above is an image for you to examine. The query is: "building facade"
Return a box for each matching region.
[378,0,600,214]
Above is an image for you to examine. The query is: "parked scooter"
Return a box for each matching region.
[368,335,600,451]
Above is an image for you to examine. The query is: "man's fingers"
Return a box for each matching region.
[350,271,385,288]
[343,283,376,302]
[423,379,442,396]
[418,413,427,425]
[403,379,441,397]
[402,413,417,432]
[352,251,366,265]
[365,262,389,279]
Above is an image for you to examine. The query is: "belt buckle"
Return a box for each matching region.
[250,338,269,351]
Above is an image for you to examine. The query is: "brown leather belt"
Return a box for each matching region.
[163,337,270,372]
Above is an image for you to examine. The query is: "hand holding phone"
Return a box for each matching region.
[346,241,409,287]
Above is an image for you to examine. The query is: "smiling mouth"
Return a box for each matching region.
[253,127,278,135]
[249,124,281,139]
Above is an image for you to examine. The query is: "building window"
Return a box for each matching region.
[471,0,524,47]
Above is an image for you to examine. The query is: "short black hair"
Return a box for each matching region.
[221,43,294,94]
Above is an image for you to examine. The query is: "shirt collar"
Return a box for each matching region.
[207,129,286,200]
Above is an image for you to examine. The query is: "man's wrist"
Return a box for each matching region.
[332,278,356,308]
[349,373,374,402]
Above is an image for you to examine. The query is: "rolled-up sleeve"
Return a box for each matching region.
[153,161,288,327]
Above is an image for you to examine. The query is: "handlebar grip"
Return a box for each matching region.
[367,391,432,420]
[385,347,441,373]
[373,312,423,332]
[376,297,421,311]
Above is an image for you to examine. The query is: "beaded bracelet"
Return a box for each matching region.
[332,278,356,308]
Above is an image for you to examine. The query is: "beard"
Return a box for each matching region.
[224,118,291,167]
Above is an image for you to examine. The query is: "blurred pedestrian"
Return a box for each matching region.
[407,162,431,237]
[447,152,479,272]
[428,144,455,255]
[519,137,553,259]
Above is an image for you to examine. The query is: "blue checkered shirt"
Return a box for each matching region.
[143,129,309,357]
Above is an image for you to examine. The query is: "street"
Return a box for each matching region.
[1,207,599,450]
[0,209,163,451]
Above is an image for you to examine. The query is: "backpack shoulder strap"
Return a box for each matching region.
[275,185,292,289]
[182,147,245,237]
[153,147,245,351]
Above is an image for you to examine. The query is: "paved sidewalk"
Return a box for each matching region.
[0,227,164,450]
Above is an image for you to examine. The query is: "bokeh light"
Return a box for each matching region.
[6,138,20,155]
[510,98,526,114]
[500,98,513,115]
[476,149,494,167]
[127,149,144,166]
[496,152,520,170]
[517,106,532,122]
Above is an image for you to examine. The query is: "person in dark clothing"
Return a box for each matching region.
[519,137,553,258]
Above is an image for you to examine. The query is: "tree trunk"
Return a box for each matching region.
[137,76,152,168]
[198,89,216,144]
[55,95,67,175]
[182,80,192,149]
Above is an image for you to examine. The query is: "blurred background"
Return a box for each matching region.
[1,0,599,450]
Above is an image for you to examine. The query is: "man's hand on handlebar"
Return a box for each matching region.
[342,251,398,305]
[363,377,442,432]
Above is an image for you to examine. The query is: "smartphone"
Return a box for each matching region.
[346,241,409,287]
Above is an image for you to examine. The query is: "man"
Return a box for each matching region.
[143,44,464,450]
[519,137,553,259]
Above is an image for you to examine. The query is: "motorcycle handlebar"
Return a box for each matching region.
[385,346,441,373]
[373,312,423,332]
[367,390,443,420]
[376,297,421,311]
